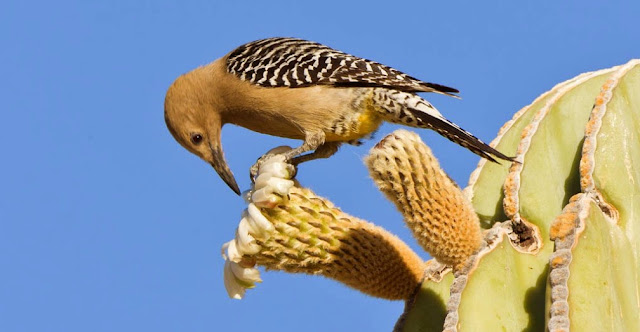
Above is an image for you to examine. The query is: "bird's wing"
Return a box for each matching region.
[225,37,459,97]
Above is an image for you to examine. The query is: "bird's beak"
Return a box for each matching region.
[209,143,240,195]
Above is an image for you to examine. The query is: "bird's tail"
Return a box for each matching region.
[421,82,461,99]
[413,112,514,163]
[374,90,514,163]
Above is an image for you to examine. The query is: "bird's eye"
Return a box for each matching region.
[191,133,204,145]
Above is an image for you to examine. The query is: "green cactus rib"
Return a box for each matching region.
[548,194,640,331]
[547,60,640,331]
[585,62,640,269]
[564,197,639,331]
[466,71,593,227]
[400,60,640,332]
[503,68,613,241]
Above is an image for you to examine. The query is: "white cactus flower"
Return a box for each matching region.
[223,260,248,299]
[235,217,261,255]
[251,158,295,208]
[221,153,297,300]
[246,203,274,237]
[256,175,294,194]
[221,239,241,262]
[251,188,281,208]
[258,158,294,179]
[230,262,262,284]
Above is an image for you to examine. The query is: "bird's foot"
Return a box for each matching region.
[246,146,297,209]
[249,146,297,182]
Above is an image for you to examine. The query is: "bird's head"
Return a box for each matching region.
[164,68,240,195]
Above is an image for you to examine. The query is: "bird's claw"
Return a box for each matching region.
[249,154,275,182]
[246,147,297,209]
[249,146,297,183]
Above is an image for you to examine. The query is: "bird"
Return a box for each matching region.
[164,37,513,195]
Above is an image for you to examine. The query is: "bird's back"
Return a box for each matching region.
[214,37,511,162]
[225,37,459,96]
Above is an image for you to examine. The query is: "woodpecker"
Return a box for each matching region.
[165,37,513,195]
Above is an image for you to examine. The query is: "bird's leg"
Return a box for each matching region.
[279,131,326,162]
[290,141,341,165]
[250,131,326,180]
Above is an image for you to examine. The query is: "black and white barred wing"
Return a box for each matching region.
[225,37,459,96]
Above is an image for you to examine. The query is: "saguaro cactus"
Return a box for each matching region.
[221,59,640,331]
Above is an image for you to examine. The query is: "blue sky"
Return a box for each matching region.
[1,1,638,331]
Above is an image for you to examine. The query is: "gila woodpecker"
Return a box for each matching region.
[165,37,513,195]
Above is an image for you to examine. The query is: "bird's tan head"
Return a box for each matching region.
[164,68,240,195]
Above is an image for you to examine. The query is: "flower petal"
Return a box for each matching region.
[223,260,246,299]
[259,161,290,179]
[230,262,262,284]
[251,188,280,208]
[224,239,242,263]
[236,218,261,255]
[267,177,294,195]
[221,240,231,260]
[247,203,274,236]
[254,172,276,190]
[240,211,259,234]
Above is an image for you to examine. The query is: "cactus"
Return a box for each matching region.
[222,59,640,331]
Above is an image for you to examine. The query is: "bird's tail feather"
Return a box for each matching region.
[410,110,514,163]
[372,89,513,163]
[421,82,461,99]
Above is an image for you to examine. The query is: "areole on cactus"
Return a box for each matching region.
[222,59,640,331]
